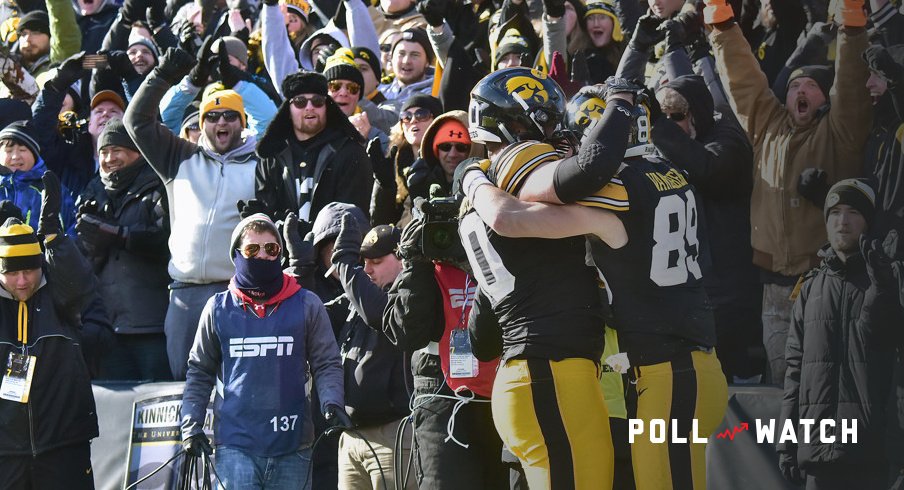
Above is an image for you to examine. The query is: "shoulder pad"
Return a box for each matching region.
[488,141,559,195]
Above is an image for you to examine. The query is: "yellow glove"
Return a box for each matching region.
[702,0,735,25]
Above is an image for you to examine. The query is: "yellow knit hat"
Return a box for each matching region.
[199,87,247,129]
[0,218,42,273]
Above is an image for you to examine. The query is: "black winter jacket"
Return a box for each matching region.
[0,235,98,456]
[335,262,411,427]
[778,246,901,467]
[76,162,170,333]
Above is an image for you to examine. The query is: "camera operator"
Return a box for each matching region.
[383,197,507,489]
[327,216,416,489]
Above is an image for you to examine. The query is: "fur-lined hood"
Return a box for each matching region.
[255,95,363,159]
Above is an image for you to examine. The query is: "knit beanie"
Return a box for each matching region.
[351,46,381,80]
[0,121,40,161]
[584,1,623,42]
[98,118,138,151]
[199,88,247,129]
[229,213,282,264]
[392,28,434,63]
[401,94,443,117]
[17,11,49,36]
[282,71,329,99]
[127,33,160,63]
[282,0,312,21]
[0,218,42,273]
[323,48,365,90]
[494,28,532,67]
[787,65,834,100]
[824,178,876,226]
[432,119,470,155]
[212,36,248,67]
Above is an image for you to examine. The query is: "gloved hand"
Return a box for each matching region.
[237,199,269,219]
[417,0,449,27]
[778,451,805,485]
[179,22,202,55]
[658,19,687,53]
[542,0,566,18]
[331,213,363,265]
[674,7,703,38]
[603,76,644,102]
[155,47,197,85]
[146,0,167,30]
[629,11,665,52]
[787,22,835,68]
[397,207,427,262]
[836,0,866,28]
[453,157,490,199]
[216,48,245,88]
[639,86,663,124]
[189,37,216,87]
[102,50,137,79]
[324,403,353,431]
[38,171,62,239]
[863,44,904,87]
[120,0,150,25]
[47,52,86,92]
[861,234,896,291]
[283,212,316,272]
[76,213,126,251]
[368,139,398,191]
[315,44,338,72]
[406,158,445,201]
[183,433,213,457]
[0,200,24,224]
[702,0,735,25]
[796,168,830,208]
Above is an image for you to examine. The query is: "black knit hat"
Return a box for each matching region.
[787,65,834,100]
[824,178,876,226]
[98,118,138,151]
[18,11,50,36]
[0,121,40,161]
[360,224,401,259]
[0,218,42,273]
[351,46,381,79]
[401,94,442,118]
[282,71,328,99]
[392,28,434,63]
[323,49,365,91]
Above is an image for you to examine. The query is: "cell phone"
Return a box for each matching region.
[82,54,109,70]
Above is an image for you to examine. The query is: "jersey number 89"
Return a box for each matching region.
[650,192,702,286]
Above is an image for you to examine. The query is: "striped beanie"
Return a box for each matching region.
[0,121,40,160]
[0,218,42,273]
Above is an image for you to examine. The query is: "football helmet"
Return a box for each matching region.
[468,67,567,145]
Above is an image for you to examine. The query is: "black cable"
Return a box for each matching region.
[125,449,186,490]
[303,425,389,490]
[347,427,389,490]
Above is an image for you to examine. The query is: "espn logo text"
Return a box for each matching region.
[229,336,295,358]
[628,418,858,444]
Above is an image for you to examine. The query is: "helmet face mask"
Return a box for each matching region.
[468,67,567,145]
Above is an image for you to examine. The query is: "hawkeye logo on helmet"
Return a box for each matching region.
[506,76,549,110]
[577,98,606,125]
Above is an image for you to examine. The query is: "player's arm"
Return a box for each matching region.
[471,182,627,248]
[518,94,635,204]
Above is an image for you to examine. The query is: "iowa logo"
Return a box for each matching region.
[506,76,549,106]
[576,98,606,126]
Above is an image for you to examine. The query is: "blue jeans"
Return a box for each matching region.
[215,446,313,490]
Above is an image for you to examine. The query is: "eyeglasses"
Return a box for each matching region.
[203,111,241,123]
[239,242,282,258]
[186,123,200,132]
[436,142,470,153]
[665,112,688,122]
[290,94,327,109]
[379,43,392,53]
[328,81,361,95]
[400,108,433,124]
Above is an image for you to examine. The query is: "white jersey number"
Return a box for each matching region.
[649,192,702,286]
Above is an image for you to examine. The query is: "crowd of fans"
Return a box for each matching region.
[0,0,903,488]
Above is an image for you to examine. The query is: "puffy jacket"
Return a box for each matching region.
[124,72,258,284]
[0,235,98,456]
[710,24,871,276]
[778,246,901,467]
[335,261,411,427]
[76,162,170,333]
[0,158,77,236]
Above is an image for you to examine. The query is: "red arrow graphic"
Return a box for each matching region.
[715,422,749,441]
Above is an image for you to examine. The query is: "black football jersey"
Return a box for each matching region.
[586,155,716,366]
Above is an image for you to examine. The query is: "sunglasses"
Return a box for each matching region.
[328,81,361,95]
[203,111,241,123]
[400,108,433,124]
[186,123,200,132]
[290,94,327,109]
[379,43,393,53]
[437,142,470,153]
[666,112,688,122]
[240,242,282,258]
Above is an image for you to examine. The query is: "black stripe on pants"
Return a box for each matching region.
[527,358,576,490]
[668,353,696,490]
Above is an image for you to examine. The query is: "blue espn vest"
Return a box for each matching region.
[211,290,311,457]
